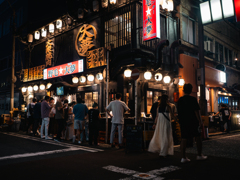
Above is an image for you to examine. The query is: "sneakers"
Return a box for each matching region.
[45,136,53,140]
[41,136,45,139]
[78,141,81,144]
[196,155,208,160]
[54,138,60,142]
[181,157,191,163]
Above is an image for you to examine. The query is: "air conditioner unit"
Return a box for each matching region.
[205,41,213,52]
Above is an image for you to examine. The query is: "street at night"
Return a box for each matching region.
[0,131,240,180]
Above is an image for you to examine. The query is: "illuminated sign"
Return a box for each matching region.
[75,24,97,57]
[45,39,54,67]
[234,0,240,22]
[43,60,84,80]
[86,47,106,69]
[23,65,45,82]
[143,0,160,41]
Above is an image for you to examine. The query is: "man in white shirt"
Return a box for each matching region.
[106,93,130,148]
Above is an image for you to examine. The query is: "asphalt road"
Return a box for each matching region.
[0,131,240,180]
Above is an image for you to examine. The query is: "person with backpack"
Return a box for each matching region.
[26,98,37,134]
[214,104,232,133]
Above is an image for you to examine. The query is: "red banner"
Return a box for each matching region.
[235,0,240,22]
[143,0,160,41]
[43,60,84,80]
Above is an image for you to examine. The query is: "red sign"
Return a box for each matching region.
[43,59,84,80]
[235,0,240,22]
[131,68,140,80]
[143,0,160,41]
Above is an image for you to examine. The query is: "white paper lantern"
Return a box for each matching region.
[34,31,40,40]
[56,19,62,29]
[47,83,52,89]
[28,86,33,92]
[88,74,94,82]
[41,28,47,37]
[102,0,108,8]
[110,0,116,4]
[72,77,79,84]
[49,23,54,33]
[33,85,38,91]
[155,73,162,81]
[40,84,45,90]
[79,76,86,83]
[124,69,132,78]
[144,71,152,80]
[96,73,103,80]
[179,79,185,86]
[22,87,27,93]
[28,34,33,43]
[163,76,171,83]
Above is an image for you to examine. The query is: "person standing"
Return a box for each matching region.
[106,93,130,149]
[214,104,232,133]
[73,97,88,144]
[150,96,161,121]
[26,98,37,134]
[88,102,100,146]
[148,95,175,157]
[48,97,56,138]
[41,96,53,139]
[81,100,89,142]
[177,83,207,163]
[54,95,66,142]
[32,99,41,137]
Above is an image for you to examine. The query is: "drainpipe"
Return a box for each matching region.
[154,39,169,71]
[170,39,182,71]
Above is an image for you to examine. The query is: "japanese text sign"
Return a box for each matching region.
[43,60,84,80]
[86,47,106,69]
[143,0,160,41]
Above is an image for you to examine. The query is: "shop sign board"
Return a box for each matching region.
[143,0,160,41]
[131,68,140,80]
[86,47,106,69]
[43,59,84,80]
[23,65,45,82]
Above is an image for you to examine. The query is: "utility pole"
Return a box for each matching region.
[7,0,16,111]
[198,5,207,116]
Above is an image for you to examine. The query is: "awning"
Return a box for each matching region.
[205,65,226,87]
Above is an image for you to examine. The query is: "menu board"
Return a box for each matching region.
[125,125,143,152]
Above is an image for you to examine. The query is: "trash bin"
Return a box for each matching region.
[11,119,21,132]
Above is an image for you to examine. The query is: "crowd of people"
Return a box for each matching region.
[25,95,100,146]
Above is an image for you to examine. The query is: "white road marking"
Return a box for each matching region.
[103,165,180,180]
[1,132,103,152]
[0,147,80,160]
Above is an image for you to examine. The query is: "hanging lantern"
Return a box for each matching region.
[49,23,54,33]
[155,73,162,81]
[79,76,86,83]
[33,85,38,91]
[28,86,33,92]
[102,0,108,8]
[21,87,27,93]
[72,77,79,84]
[41,28,47,37]
[88,74,94,82]
[40,84,45,90]
[34,31,40,40]
[56,19,62,29]
[110,0,116,4]
[124,69,132,78]
[179,79,185,86]
[163,76,171,83]
[93,0,99,12]
[28,34,33,43]
[96,73,103,80]
[47,83,52,89]
[144,71,152,80]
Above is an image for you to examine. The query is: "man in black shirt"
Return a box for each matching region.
[88,102,100,146]
[150,96,161,121]
[214,104,232,133]
[177,83,207,163]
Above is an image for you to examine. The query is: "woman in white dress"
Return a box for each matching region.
[148,95,176,157]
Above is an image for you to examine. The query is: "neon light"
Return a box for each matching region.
[234,0,240,22]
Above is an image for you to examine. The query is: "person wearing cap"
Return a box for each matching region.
[88,102,100,146]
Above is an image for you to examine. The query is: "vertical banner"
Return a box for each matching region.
[143,0,160,41]
[234,0,240,22]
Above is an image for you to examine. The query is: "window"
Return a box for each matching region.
[3,18,10,36]
[215,41,219,61]
[225,47,229,65]
[105,11,131,48]
[84,92,98,109]
[182,15,196,45]
[219,44,223,63]
[229,50,232,66]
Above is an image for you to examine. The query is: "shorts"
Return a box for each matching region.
[74,120,85,130]
[180,124,201,139]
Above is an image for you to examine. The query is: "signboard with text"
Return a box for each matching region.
[43,60,84,80]
[143,0,160,41]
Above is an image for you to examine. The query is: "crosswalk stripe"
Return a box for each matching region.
[1,132,104,152]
